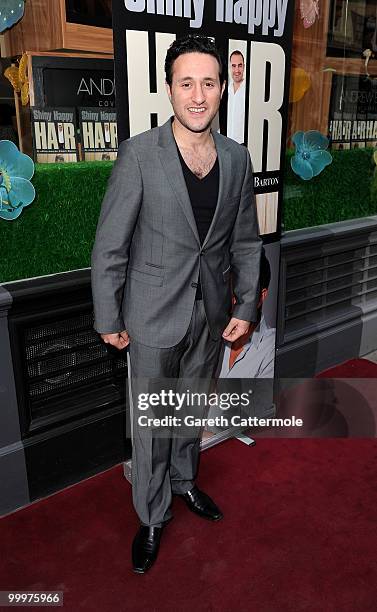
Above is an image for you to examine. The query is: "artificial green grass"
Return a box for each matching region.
[1,149,377,283]
[282,147,377,231]
[1,161,112,283]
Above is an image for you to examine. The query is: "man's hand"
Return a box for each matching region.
[101,330,130,350]
[222,318,250,342]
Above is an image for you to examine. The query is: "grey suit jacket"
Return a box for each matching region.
[91,118,262,348]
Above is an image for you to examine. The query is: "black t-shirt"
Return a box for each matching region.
[177,147,219,299]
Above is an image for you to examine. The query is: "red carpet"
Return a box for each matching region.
[317,358,377,378]
[1,438,377,611]
[270,359,377,438]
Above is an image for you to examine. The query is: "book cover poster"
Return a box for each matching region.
[329,74,377,150]
[31,107,78,163]
[111,0,295,443]
[112,0,295,238]
[79,107,118,161]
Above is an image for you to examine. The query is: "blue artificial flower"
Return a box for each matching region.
[0,0,25,32]
[291,131,332,181]
[0,140,35,221]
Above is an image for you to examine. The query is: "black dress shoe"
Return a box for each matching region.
[178,486,223,521]
[132,525,164,574]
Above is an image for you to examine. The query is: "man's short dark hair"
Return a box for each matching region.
[230,50,245,64]
[165,35,225,87]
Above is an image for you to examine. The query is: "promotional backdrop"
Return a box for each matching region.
[111,0,295,441]
[112,0,294,239]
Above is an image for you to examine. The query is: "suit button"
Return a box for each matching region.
[200,251,206,256]
[191,282,198,288]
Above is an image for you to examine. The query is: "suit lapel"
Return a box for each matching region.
[158,119,200,245]
[202,129,231,249]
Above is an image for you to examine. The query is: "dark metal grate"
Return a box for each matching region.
[284,243,377,339]
[22,312,127,400]
[26,328,99,360]
[5,270,129,440]
[25,312,93,342]
[29,360,117,398]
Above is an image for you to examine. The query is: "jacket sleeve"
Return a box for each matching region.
[229,147,262,323]
[91,139,143,334]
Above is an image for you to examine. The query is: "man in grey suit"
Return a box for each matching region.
[91,35,261,573]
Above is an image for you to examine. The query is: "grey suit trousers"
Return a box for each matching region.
[128,300,222,527]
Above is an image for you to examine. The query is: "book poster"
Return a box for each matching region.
[112,0,295,239]
[30,107,78,163]
[79,107,118,161]
[329,74,377,150]
[111,0,295,444]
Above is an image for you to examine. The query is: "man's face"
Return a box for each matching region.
[230,53,244,83]
[166,52,225,134]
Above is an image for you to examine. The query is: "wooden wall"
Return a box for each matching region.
[1,0,113,56]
